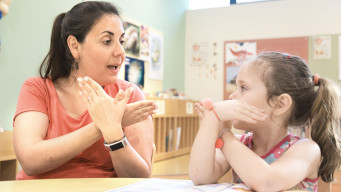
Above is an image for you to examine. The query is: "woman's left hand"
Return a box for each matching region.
[78,77,133,142]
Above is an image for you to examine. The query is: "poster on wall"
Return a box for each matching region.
[225,42,256,66]
[123,21,140,57]
[313,36,331,59]
[194,42,218,80]
[191,42,209,66]
[125,57,145,88]
[148,32,163,80]
[139,25,150,61]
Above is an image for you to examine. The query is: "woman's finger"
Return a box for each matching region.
[78,77,98,101]
[84,76,107,97]
[115,89,125,101]
[78,79,93,104]
[122,87,134,103]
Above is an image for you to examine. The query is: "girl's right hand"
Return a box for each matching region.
[214,100,266,123]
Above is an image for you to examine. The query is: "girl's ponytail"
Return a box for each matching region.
[310,77,341,182]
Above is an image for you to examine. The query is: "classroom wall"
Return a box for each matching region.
[0,0,187,131]
[185,0,341,102]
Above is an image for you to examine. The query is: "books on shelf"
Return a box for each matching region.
[176,127,181,151]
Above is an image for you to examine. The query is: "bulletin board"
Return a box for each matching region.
[223,36,309,100]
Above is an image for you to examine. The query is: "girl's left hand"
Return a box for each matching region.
[194,101,206,120]
[78,77,133,140]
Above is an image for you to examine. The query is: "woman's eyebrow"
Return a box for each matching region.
[101,31,114,36]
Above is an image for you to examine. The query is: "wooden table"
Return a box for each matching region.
[0,178,144,192]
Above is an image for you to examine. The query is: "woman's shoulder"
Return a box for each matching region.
[115,79,134,88]
[22,76,52,90]
[24,76,51,86]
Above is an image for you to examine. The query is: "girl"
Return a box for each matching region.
[189,52,341,191]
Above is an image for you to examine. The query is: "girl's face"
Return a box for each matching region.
[77,14,125,86]
[229,63,272,130]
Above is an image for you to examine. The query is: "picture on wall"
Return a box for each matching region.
[148,32,163,80]
[140,25,150,60]
[123,21,140,57]
[125,57,145,88]
[225,42,256,66]
[191,42,209,66]
[223,36,309,100]
[313,36,331,59]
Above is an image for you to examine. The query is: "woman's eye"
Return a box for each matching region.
[120,39,126,45]
[104,40,111,45]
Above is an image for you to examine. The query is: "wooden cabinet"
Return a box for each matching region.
[147,98,199,162]
[0,131,18,180]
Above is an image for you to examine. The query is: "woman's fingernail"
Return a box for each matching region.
[77,78,82,82]
[84,76,89,81]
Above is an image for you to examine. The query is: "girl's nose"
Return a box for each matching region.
[229,92,235,100]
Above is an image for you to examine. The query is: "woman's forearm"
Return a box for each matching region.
[108,145,151,178]
[17,123,102,175]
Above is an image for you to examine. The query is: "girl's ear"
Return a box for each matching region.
[273,93,292,116]
[67,35,80,61]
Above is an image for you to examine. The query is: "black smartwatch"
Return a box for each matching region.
[104,135,129,151]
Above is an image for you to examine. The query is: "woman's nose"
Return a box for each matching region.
[113,42,125,57]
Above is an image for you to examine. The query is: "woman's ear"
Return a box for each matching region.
[67,35,80,60]
[273,93,292,116]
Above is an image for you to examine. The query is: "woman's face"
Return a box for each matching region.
[77,14,125,86]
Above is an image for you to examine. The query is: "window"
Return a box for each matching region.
[188,0,279,10]
[188,0,230,10]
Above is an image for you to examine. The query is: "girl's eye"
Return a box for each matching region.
[240,86,247,91]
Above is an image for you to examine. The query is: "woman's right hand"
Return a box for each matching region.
[122,100,158,127]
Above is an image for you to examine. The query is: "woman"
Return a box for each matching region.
[13,1,157,179]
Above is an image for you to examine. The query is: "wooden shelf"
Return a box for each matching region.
[147,98,199,162]
[0,131,18,181]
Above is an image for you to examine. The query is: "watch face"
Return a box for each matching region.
[104,136,128,151]
[109,142,124,151]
